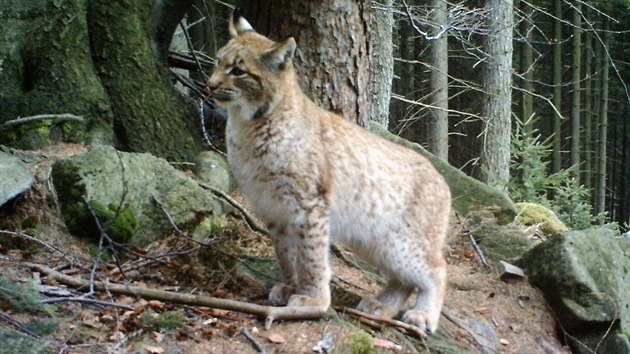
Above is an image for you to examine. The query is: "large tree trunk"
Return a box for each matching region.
[480,0,513,191]
[0,0,203,161]
[243,0,392,127]
[427,0,449,160]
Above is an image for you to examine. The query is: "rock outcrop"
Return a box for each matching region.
[0,150,35,207]
[52,146,229,246]
[521,228,630,354]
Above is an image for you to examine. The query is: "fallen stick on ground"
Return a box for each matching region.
[26,262,326,328]
[334,306,427,339]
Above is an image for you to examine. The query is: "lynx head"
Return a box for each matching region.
[208,9,297,120]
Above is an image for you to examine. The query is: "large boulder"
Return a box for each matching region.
[521,228,630,354]
[369,123,517,224]
[0,150,35,207]
[52,146,228,246]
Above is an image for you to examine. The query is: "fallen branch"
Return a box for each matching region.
[0,114,85,131]
[26,262,326,327]
[334,306,427,339]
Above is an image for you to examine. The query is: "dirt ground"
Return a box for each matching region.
[0,143,572,353]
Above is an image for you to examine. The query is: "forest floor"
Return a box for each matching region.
[0,143,572,354]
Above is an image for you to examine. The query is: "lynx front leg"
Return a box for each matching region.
[286,205,332,310]
[268,225,298,306]
[403,257,447,334]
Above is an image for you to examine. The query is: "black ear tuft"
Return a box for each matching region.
[233,7,244,21]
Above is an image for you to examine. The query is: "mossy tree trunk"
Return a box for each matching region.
[0,0,203,161]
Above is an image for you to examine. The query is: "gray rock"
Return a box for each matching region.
[522,227,630,353]
[52,146,226,246]
[194,150,235,193]
[0,151,35,207]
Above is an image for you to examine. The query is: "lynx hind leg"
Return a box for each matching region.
[357,280,413,319]
[402,257,447,334]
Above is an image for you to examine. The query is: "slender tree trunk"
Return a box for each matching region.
[552,0,563,174]
[480,0,513,190]
[428,0,448,160]
[570,2,582,186]
[583,9,593,192]
[520,0,534,136]
[596,21,610,221]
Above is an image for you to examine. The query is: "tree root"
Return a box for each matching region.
[26,262,326,328]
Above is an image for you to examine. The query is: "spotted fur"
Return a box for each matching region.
[208,11,451,333]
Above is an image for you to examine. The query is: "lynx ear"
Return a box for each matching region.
[263,38,297,70]
[229,8,255,37]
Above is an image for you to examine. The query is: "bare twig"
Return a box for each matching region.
[26,262,327,326]
[0,114,85,131]
[468,234,490,270]
[241,328,266,354]
[334,306,427,339]
[197,182,269,235]
[0,229,73,263]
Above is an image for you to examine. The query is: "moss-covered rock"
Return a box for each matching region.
[194,151,235,193]
[521,227,630,353]
[52,145,226,246]
[369,123,517,224]
[514,202,568,235]
[473,224,536,263]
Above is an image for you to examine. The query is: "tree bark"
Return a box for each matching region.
[570,2,582,186]
[596,22,610,220]
[365,0,394,127]
[551,0,563,174]
[427,0,449,160]
[520,0,534,137]
[88,0,202,161]
[480,0,513,191]
[243,0,372,127]
[0,0,203,161]
[583,8,593,191]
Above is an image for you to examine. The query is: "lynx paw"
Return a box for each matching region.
[287,294,329,309]
[268,283,296,306]
[356,297,399,319]
[402,309,439,334]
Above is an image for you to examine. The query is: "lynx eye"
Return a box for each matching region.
[229,66,247,77]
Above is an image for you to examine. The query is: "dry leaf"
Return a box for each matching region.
[373,338,402,351]
[142,344,165,353]
[153,331,165,343]
[108,331,125,342]
[148,300,166,311]
[500,338,510,345]
[266,333,287,344]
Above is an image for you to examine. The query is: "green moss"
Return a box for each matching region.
[515,202,568,235]
[141,310,187,331]
[343,330,376,354]
[88,200,137,243]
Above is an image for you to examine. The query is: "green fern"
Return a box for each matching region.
[0,276,56,316]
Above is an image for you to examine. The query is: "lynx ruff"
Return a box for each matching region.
[208,11,451,334]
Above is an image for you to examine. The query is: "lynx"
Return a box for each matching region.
[208,10,451,333]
